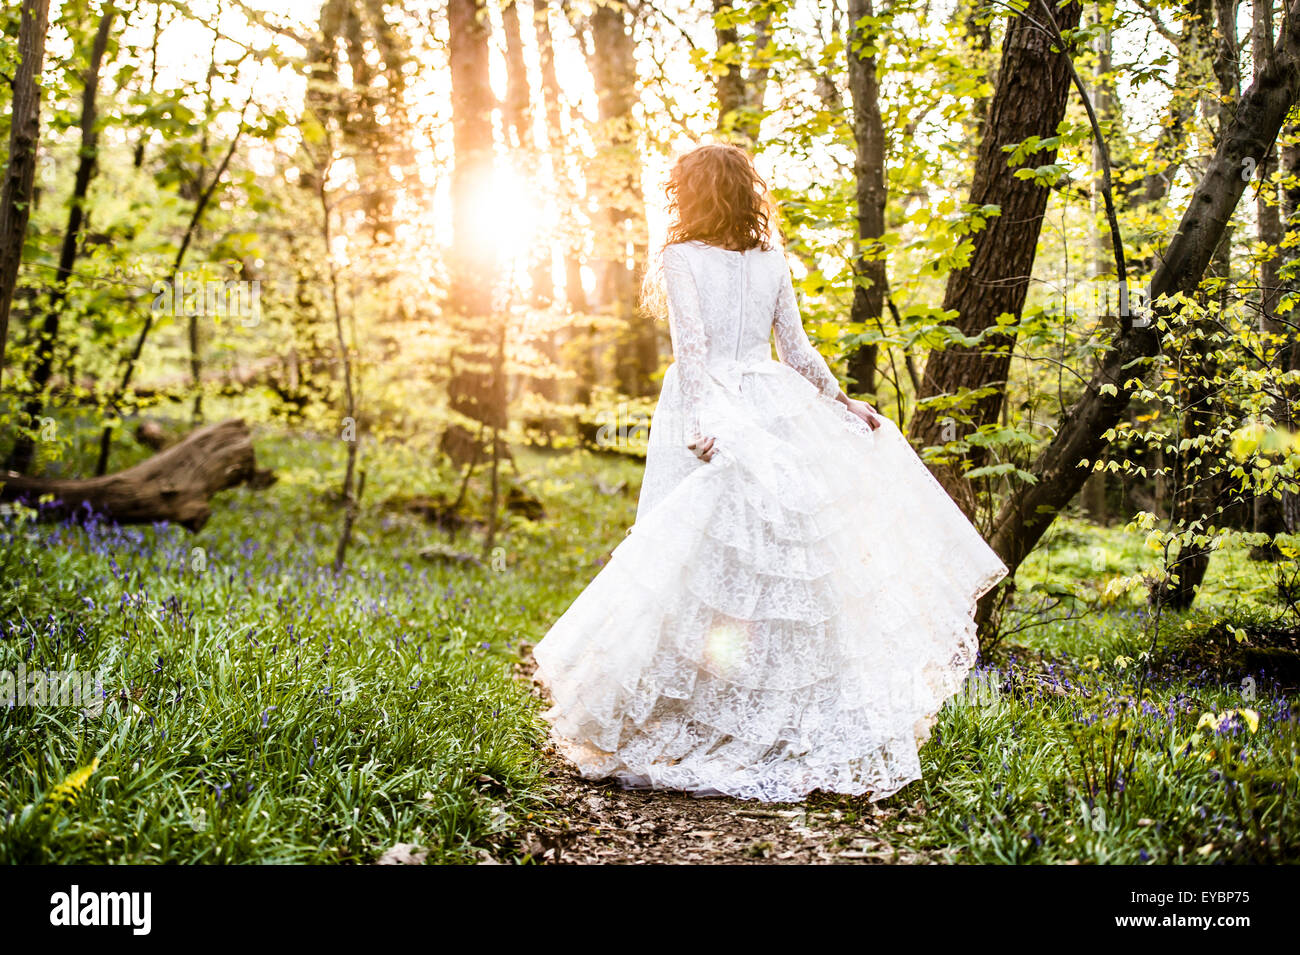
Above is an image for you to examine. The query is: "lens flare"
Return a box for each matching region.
[704,617,750,675]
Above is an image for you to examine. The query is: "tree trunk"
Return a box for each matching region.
[1079,9,1118,521]
[441,0,506,465]
[132,4,164,169]
[1141,0,1215,210]
[1091,9,1117,292]
[1281,125,1300,531]
[907,1,1083,508]
[1155,0,1240,608]
[846,0,887,397]
[8,7,115,475]
[503,0,557,423]
[714,0,746,134]
[510,8,552,318]
[0,0,52,388]
[309,142,363,574]
[502,0,531,149]
[536,0,587,319]
[1252,0,1289,545]
[535,1,596,411]
[713,0,771,144]
[585,1,656,398]
[980,1,1300,629]
[0,419,260,531]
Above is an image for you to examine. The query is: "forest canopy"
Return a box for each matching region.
[4,0,1300,624]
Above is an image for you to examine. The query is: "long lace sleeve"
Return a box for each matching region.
[773,257,840,399]
[663,245,711,441]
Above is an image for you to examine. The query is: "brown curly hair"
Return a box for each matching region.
[664,144,775,252]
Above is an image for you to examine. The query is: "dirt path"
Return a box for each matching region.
[516,653,936,865]
[518,755,938,865]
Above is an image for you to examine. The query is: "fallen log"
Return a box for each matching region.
[1,418,261,531]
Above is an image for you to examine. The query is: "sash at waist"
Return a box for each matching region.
[703,357,787,395]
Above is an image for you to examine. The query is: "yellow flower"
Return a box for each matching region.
[1195,708,1259,735]
[38,758,100,819]
[1238,708,1260,734]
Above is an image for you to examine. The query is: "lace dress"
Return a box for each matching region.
[532,239,1008,802]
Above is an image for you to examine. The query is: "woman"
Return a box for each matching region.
[533,144,1007,802]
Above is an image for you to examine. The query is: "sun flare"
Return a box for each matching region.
[462,165,546,270]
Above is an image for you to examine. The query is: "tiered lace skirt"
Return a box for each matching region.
[533,359,1008,802]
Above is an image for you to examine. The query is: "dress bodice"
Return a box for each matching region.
[660,239,841,437]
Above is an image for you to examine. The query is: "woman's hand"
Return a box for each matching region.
[687,435,718,462]
[843,397,882,431]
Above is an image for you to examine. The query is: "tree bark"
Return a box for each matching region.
[441,0,506,465]
[0,419,259,531]
[8,6,116,475]
[1140,0,1214,209]
[846,0,887,397]
[1080,7,1117,517]
[535,1,587,315]
[907,1,1083,507]
[1255,0,1283,337]
[1281,121,1300,531]
[1155,0,1240,608]
[502,0,531,149]
[0,0,52,388]
[713,0,771,144]
[1252,0,1288,544]
[502,0,553,311]
[584,1,656,398]
[502,0,558,422]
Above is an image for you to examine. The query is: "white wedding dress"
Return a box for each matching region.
[533,239,1008,802]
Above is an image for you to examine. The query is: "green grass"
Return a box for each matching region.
[2,421,1298,864]
[0,422,643,863]
[878,644,1299,863]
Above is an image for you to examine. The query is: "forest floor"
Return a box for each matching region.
[5,425,1298,864]
[515,757,937,865]
[513,650,937,865]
